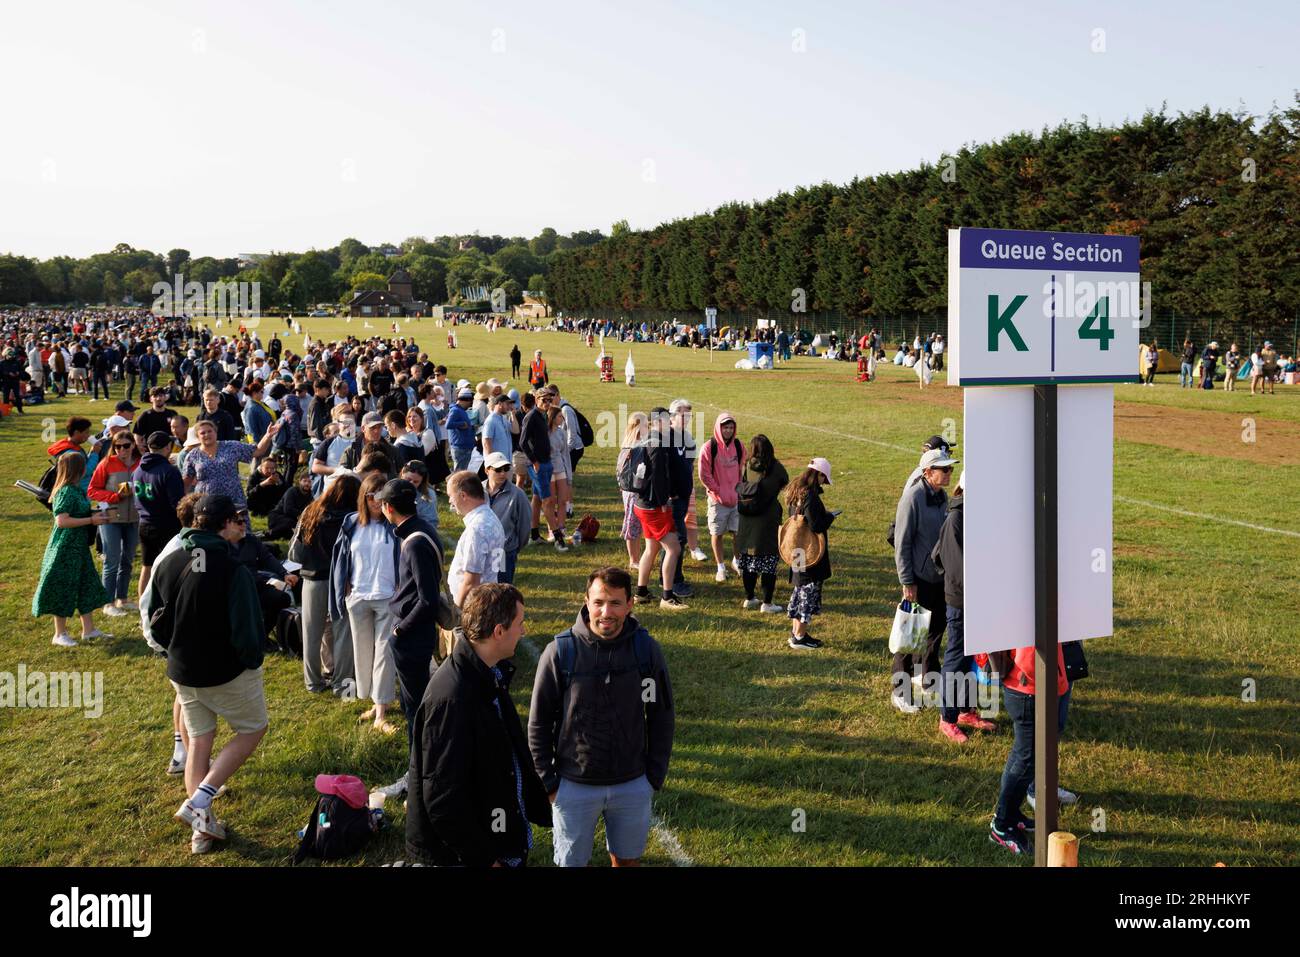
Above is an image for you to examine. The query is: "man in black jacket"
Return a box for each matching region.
[529,567,675,866]
[406,582,550,866]
[149,495,268,854]
[376,479,442,757]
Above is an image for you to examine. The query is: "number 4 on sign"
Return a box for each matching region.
[1078,297,1114,350]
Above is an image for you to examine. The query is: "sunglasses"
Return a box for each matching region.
[933,465,953,473]
[113,442,134,449]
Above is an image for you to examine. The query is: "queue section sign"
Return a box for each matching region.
[947,227,1140,386]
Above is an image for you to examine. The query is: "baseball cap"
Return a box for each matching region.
[374,478,418,513]
[456,378,471,390]
[146,431,172,451]
[314,773,368,811]
[923,434,955,452]
[194,494,239,526]
[919,448,958,470]
[483,451,511,470]
[254,349,266,359]
[507,388,520,402]
[361,412,384,427]
[808,457,833,484]
[103,414,132,429]
[115,399,138,413]
[457,388,474,400]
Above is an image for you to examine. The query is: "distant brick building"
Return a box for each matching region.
[346,269,427,317]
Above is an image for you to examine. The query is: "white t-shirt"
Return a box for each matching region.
[347,519,396,602]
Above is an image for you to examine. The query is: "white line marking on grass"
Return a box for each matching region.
[1114,496,1300,538]
[638,386,1300,538]
[651,814,694,867]
[638,386,915,454]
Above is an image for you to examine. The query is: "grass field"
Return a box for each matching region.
[2,319,1297,867]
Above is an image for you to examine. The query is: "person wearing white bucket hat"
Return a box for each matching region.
[784,457,836,650]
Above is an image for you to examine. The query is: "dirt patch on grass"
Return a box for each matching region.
[874,378,1300,465]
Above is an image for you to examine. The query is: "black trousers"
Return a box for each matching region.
[892,577,946,705]
[394,637,436,755]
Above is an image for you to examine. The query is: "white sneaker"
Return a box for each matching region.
[760,603,784,614]
[715,564,727,582]
[731,556,742,574]
[103,605,128,617]
[690,547,708,562]
[1026,787,1079,811]
[117,600,138,611]
[191,830,216,854]
[741,598,761,610]
[52,634,78,648]
[167,755,186,775]
[190,806,227,841]
[891,694,921,715]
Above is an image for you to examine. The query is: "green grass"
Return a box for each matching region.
[1,320,1297,866]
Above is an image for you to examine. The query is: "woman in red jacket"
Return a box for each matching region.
[87,429,141,617]
[988,645,1068,855]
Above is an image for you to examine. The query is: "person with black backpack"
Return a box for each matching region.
[528,567,674,866]
[407,583,551,866]
[627,408,690,610]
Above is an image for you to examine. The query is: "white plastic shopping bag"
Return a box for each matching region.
[888,600,932,655]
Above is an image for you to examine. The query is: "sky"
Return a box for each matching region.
[1,0,1295,259]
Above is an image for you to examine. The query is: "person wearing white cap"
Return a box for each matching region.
[891,446,957,712]
[482,451,531,584]
[784,457,837,650]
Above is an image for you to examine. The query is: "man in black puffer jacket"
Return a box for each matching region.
[406,583,551,867]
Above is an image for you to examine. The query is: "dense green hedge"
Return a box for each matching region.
[548,103,1300,335]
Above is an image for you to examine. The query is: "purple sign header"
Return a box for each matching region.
[960,227,1139,273]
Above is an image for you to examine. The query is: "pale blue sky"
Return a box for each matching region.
[1,0,1294,258]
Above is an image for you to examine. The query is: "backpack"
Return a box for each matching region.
[778,501,825,569]
[275,607,303,658]
[735,463,767,516]
[293,793,373,863]
[554,628,654,693]
[617,445,649,495]
[563,401,595,447]
[576,514,600,542]
[35,448,85,511]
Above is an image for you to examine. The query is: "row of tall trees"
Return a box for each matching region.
[546,102,1300,332]
[0,229,608,311]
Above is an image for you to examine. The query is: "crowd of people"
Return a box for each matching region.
[1159,337,1294,394]
[14,306,1093,862]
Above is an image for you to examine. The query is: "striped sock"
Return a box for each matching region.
[171,733,185,762]
[191,782,219,810]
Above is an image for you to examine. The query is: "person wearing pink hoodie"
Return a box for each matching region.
[698,412,746,583]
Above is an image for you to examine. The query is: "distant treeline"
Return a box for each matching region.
[0,229,606,310]
[547,102,1300,334]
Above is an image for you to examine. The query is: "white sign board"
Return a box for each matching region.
[704,307,717,329]
[948,227,1141,386]
[963,385,1114,655]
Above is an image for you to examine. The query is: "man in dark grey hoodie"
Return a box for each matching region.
[528,566,675,866]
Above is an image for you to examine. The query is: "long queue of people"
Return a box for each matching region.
[20,310,1082,862]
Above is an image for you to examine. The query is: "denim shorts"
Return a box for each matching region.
[551,775,654,866]
[531,461,554,500]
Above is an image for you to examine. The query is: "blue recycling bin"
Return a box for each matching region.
[748,342,774,366]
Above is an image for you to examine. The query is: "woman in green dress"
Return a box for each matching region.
[33,453,112,647]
